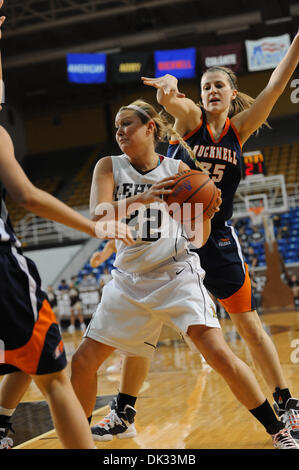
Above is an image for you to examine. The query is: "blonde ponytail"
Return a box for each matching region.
[166,126,209,174]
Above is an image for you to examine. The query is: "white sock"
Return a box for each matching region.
[0,406,15,417]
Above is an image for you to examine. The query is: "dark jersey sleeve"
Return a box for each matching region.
[167,143,197,170]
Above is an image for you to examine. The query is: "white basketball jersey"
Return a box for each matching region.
[112,154,190,273]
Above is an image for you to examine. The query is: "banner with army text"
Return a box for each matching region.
[110,51,152,83]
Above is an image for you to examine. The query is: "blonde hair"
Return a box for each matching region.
[200,66,270,130]
[119,99,207,172]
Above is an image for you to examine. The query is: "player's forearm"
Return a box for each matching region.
[101,241,115,259]
[268,32,299,94]
[92,194,148,222]
[22,187,95,237]
[156,87,178,108]
[0,51,4,106]
[0,50,2,82]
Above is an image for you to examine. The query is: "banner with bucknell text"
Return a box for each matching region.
[154,47,196,79]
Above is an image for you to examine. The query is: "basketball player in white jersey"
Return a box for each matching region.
[70,100,298,449]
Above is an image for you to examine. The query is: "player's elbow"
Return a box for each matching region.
[266,81,285,100]
[11,184,36,208]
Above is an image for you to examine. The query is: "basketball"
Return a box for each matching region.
[164,170,218,222]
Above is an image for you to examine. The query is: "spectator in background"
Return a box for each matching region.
[70,275,80,289]
[288,274,299,299]
[79,273,98,290]
[249,226,264,244]
[100,267,112,286]
[287,273,299,311]
[249,272,262,312]
[273,214,281,228]
[78,274,90,290]
[58,279,69,291]
[87,273,98,288]
[238,225,249,250]
[278,224,290,240]
[47,285,57,311]
[246,246,259,268]
[233,218,247,232]
[68,281,86,333]
[47,285,61,331]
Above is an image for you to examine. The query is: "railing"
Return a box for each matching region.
[12,185,299,249]
[14,206,90,247]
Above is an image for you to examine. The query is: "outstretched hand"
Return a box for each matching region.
[141,75,185,98]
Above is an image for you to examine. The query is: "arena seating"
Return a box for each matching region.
[233,205,299,267]
[77,240,116,284]
[262,142,299,186]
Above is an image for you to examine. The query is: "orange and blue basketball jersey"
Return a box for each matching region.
[167,107,242,224]
[0,183,66,375]
[167,108,255,313]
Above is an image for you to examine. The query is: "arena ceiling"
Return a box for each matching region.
[2,0,299,109]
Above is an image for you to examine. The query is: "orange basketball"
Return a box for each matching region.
[164,170,218,222]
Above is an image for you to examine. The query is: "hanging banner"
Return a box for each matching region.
[198,42,244,73]
[110,51,152,83]
[154,47,196,79]
[66,53,107,83]
[245,34,290,72]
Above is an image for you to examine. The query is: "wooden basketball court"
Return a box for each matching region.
[4,308,298,451]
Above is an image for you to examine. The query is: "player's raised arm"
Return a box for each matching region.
[142,74,202,135]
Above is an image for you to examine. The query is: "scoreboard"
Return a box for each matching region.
[242,151,266,178]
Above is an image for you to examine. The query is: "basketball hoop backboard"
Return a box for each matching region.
[233,177,282,245]
[233,174,288,219]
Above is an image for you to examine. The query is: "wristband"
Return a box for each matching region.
[0,80,5,104]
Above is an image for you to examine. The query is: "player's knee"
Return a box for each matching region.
[236,315,266,346]
[204,348,239,377]
[71,347,90,376]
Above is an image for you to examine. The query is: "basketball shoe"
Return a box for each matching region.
[271,427,299,449]
[0,424,14,449]
[274,398,299,443]
[91,399,136,441]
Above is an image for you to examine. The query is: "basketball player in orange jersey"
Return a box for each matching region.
[94,29,299,445]
[143,28,299,440]
[70,99,298,449]
[0,1,133,448]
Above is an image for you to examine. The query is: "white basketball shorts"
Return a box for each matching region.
[85,251,220,358]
